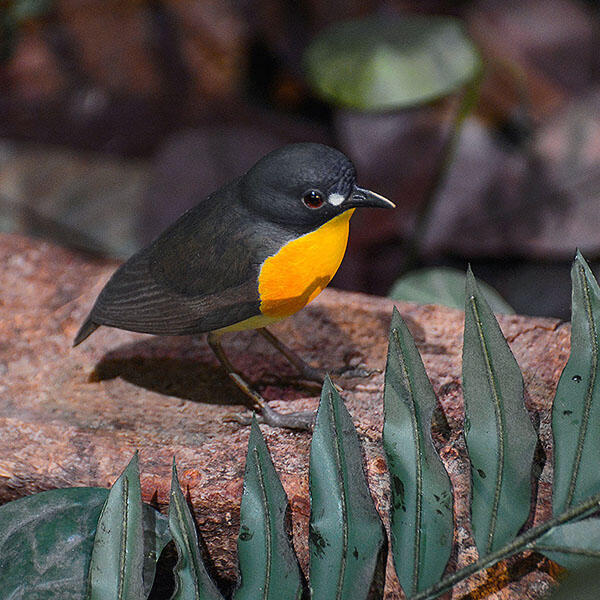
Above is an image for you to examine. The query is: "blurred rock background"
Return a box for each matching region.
[1,0,599,319]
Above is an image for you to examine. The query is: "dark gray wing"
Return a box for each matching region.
[80,182,288,337]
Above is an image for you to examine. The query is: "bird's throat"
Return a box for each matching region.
[257,209,355,318]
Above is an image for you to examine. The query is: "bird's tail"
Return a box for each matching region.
[73,317,99,347]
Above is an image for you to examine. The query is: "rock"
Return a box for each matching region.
[468,0,597,97]
[4,25,67,104]
[0,142,149,258]
[0,233,570,598]
[163,0,247,101]
[332,105,447,294]
[335,107,445,229]
[0,0,247,154]
[422,106,600,261]
[57,0,162,98]
[139,124,303,244]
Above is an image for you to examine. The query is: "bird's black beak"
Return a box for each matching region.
[345,186,395,210]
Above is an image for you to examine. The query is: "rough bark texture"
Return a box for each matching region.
[0,234,569,598]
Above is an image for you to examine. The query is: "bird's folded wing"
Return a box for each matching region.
[86,197,273,335]
[89,249,262,335]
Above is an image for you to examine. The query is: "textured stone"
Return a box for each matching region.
[422,110,600,262]
[0,143,148,257]
[0,234,570,598]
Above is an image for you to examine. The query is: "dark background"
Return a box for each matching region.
[1,0,599,319]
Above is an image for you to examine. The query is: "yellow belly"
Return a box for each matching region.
[215,312,282,334]
[258,209,354,318]
[214,209,354,334]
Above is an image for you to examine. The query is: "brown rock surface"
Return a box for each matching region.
[0,234,570,598]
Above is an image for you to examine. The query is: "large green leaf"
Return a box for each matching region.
[0,487,108,599]
[462,267,537,555]
[533,518,600,570]
[389,267,514,314]
[545,564,600,599]
[87,453,170,600]
[233,418,304,600]
[169,461,224,600]
[553,252,600,514]
[304,14,481,111]
[0,484,169,600]
[309,377,387,600]
[383,307,453,596]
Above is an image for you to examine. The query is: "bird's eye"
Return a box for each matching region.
[302,190,324,209]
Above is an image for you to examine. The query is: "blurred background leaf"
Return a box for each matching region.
[389,267,514,313]
[9,0,53,23]
[304,14,481,111]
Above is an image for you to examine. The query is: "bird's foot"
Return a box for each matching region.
[282,362,380,385]
[223,372,315,430]
[209,330,372,432]
[256,327,379,384]
[258,364,378,396]
[330,364,382,378]
[225,406,315,431]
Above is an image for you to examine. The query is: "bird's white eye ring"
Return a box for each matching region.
[302,190,325,209]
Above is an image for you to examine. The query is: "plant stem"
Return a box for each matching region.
[411,491,600,600]
[402,68,483,273]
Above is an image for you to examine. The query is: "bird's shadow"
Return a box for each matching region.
[88,302,392,407]
[89,339,248,406]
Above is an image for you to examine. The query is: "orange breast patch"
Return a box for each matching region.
[258,209,354,318]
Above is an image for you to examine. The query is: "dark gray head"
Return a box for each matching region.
[241,143,394,232]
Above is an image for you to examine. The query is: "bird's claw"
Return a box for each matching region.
[224,406,315,431]
[331,365,381,378]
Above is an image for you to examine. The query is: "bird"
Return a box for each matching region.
[73,143,394,429]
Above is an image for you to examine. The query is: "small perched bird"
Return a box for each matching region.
[74,143,394,429]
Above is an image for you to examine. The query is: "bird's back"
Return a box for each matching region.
[75,179,292,342]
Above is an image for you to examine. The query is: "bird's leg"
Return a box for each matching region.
[257,327,378,382]
[257,328,326,383]
[207,332,314,431]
